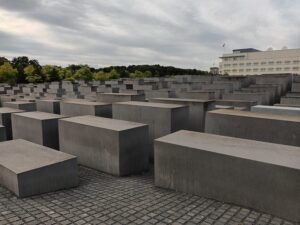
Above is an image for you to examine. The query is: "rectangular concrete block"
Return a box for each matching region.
[149,98,215,131]
[36,99,61,114]
[0,107,24,140]
[96,93,145,103]
[59,116,149,176]
[60,100,112,117]
[205,109,300,147]
[12,112,65,149]
[0,139,78,197]
[251,105,300,116]
[3,101,36,111]
[113,101,189,159]
[154,130,300,222]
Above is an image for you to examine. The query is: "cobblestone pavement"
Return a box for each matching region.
[0,167,297,225]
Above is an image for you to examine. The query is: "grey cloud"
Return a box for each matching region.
[0,0,299,69]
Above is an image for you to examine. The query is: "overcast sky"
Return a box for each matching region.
[0,0,299,70]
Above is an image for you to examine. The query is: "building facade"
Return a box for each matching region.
[219,48,300,76]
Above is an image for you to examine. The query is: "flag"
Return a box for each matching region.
[222,43,226,48]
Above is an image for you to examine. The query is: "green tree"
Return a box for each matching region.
[108,69,120,79]
[42,65,60,82]
[24,65,43,83]
[93,71,109,81]
[0,57,9,66]
[73,66,93,81]
[0,62,18,84]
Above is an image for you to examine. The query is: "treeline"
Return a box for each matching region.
[0,56,209,84]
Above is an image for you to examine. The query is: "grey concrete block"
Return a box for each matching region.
[0,139,78,197]
[96,93,145,103]
[12,112,65,149]
[3,101,36,111]
[113,101,189,159]
[0,107,24,140]
[59,116,149,176]
[251,105,300,116]
[149,98,214,132]
[281,97,300,105]
[205,109,300,147]
[176,91,216,100]
[36,99,61,114]
[154,130,300,222]
[60,100,112,117]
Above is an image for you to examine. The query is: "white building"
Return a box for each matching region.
[219,48,300,76]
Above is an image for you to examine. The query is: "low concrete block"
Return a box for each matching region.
[251,105,300,116]
[113,101,189,159]
[281,97,300,105]
[0,139,78,197]
[12,111,65,149]
[0,107,24,140]
[155,130,300,222]
[59,116,149,176]
[36,99,61,114]
[3,101,36,111]
[96,93,145,103]
[149,98,214,131]
[60,100,112,117]
[205,109,300,147]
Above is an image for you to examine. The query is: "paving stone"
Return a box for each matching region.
[0,166,296,225]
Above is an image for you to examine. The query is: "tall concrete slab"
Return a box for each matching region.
[113,101,188,159]
[96,93,145,103]
[36,99,61,114]
[0,139,78,197]
[155,130,300,222]
[251,105,300,116]
[205,109,300,147]
[149,98,215,131]
[60,100,112,117]
[12,111,65,149]
[59,116,149,176]
[0,107,24,140]
[3,101,36,111]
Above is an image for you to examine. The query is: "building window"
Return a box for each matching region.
[268,61,274,65]
[232,63,238,67]
[293,60,300,64]
[239,69,244,72]
[276,61,282,65]
[253,68,258,72]
[246,63,251,66]
[293,67,299,70]
[284,67,290,70]
[261,68,266,71]
[285,60,291,64]
[261,62,266,65]
[232,69,237,72]
[246,69,251,72]
[276,68,282,71]
[253,62,259,66]
[268,68,274,71]
[239,63,244,66]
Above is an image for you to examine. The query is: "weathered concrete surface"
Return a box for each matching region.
[251,105,300,116]
[3,101,36,111]
[96,93,145,103]
[281,97,300,105]
[205,109,300,147]
[113,101,188,159]
[0,107,24,140]
[60,100,112,117]
[0,139,78,197]
[36,99,61,114]
[149,98,214,131]
[59,116,149,176]
[155,130,300,222]
[12,111,65,149]
[215,100,257,110]
[176,91,216,100]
